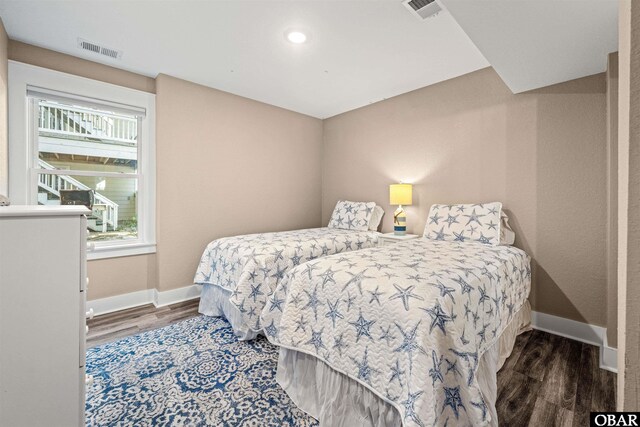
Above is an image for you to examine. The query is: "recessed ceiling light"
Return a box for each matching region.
[286,30,307,44]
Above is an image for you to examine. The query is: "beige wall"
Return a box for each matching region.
[8,41,155,93]
[625,5,640,405]
[0,20,7,196]
[606,52,619,347]
[618,0,640,411]
[155,74,323,292]
[323,67,608,327]
[87,255,154,299]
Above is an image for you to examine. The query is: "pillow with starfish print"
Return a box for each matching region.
[328,200,376,231]
[423,202,503,245]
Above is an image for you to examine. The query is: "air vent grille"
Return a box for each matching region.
[100,47,120,59]
[79,40,100,54]
[407,0,436,11]
[403,0,442,20]
[77,38,122,60]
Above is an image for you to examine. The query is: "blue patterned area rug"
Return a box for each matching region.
[86,315,318,426]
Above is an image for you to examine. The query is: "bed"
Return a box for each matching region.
[194,200,383,340]
[260,202,531,426]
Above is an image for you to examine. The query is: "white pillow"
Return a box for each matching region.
[328,200,376,231]
[423,202,503,245]
[368,205,385,231]
[500,211,516,245]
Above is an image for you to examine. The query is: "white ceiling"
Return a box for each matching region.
[0,1,619,117]
[0,0,490,118]
[440,0,619,93]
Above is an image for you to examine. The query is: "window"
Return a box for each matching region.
[34,98,141,242]
[9,62,155,259]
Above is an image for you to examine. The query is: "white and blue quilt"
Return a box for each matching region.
[261,239,531,427]
[194,227,379,334]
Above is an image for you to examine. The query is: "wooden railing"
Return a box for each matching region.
[39,101,137,145]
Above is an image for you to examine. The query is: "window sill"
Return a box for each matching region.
[87,242,156,260]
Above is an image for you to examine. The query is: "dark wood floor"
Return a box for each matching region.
[87,299,201,347]
[87,300,616,426]
[499,329,615,426]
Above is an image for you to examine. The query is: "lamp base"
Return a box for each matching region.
[393,206,407,236]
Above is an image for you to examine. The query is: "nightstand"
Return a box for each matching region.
[378,233,420,247]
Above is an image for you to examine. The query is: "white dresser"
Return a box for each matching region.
[0,205,89,427]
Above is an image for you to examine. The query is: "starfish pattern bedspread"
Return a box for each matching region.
[194,227,379,333]
[261,239,531,427]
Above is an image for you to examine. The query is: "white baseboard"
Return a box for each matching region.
[87,285,200,316]
[531,311,604,346]
[601,335,618,374]
[531,310,617,373]
[153,285,200,307]
[88,289,155,316]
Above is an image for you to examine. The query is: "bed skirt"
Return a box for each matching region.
[198,283,261,340]
[276,300,532,427]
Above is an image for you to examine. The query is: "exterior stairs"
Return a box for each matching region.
[37,159,119,232]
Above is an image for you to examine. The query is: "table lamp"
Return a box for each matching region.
[389,183,413,236]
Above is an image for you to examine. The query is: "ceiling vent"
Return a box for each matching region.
[77,38,122,60]
[403,0,442,20]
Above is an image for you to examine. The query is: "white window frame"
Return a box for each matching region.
[8,61,156,260]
